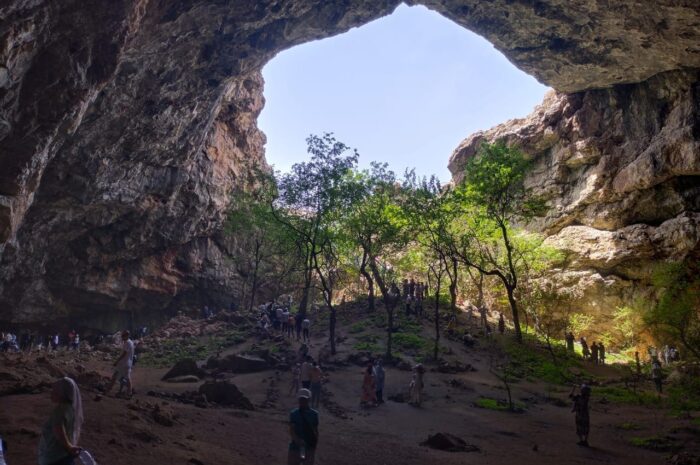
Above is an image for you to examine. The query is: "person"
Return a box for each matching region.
[580,337,590,360]
[298,343,309,362]
[310,362,323,408]
[570,384,591,447]
[651,359,663,394]
[275,306,285,332]
[565,332,575,352]
[295,313,303,341]
[38,377,84,465]
[498,313,505,335]
[402,279,410,297]
[404,294,412,316]
[409,279,416,297]
[287,314,295,338]
[598,342,606,365]
[373,359,385,404]
[71,333,80,351]
[105,330,135,397]
[282,308,290,335]
[360,363,377,407]
[302,317,311,342]
[409,363,425,407]
[288,388,319,465]
[479,305,488,329]
[290,363,301,396]
[590,342,599,364]
[300,356,312,389]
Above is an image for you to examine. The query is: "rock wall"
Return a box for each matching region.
[449,69,700,331]
[2,0,700,326]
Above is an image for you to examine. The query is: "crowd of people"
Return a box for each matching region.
[254,300,312,342]
[1,330,83,353]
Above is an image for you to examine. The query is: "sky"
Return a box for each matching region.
[258,4,550,183]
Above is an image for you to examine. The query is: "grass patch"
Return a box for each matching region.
[349,320,369,334]
[139,331,246,368]
[354,333,381,353]
[629,436,678,452]
[594,386,658,406]
[392,333,428,351]
[474,397,525,412]
[617,422,642,431]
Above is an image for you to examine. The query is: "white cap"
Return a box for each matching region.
[297,388,311,399]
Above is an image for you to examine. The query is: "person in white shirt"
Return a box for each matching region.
[105,331,135,397]
[302,318,311,342]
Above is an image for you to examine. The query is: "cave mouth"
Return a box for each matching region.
[258,4,549,181]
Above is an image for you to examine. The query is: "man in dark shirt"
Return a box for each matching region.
[288,388,319,465]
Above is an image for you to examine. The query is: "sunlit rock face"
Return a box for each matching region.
[1,0,699,325]
[449,70,700,329]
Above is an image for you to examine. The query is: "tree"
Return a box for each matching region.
[342,162,409,359]
[273,133,359,348]
[225,171,299,311]
[645,259,700,360]
[453,142,545,343]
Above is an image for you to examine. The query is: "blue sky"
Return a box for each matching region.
[258,4,549,182]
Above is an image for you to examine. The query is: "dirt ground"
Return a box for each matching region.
[1,310,698,465]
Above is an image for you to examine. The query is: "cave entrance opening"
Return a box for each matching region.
[258,3,549,183]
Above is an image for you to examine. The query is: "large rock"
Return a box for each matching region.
[161,359,205,381]
[2,0,700,324]
[214,354,269,374]
[198,380,254,410]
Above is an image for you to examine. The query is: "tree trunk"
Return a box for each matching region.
[386,307,394,360]
[360,253,375,311]
[449,258,458,315]
[248,241,262,312]
[329,304,337,355]
[506,285,523,343]
[434,274,441,360]
[367,258,396,360]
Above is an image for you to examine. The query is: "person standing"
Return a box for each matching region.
[565,332,575,353]
[38,377,84,465]
[498,313,505,335]
[105,330,135,397]
[360,363,377,407]
[409,364,425,407]
[590,342,599,365]
[570,384,591,447]
[651,359,663,394]
[598,342,606,365]
[409,279,416,297]
[373,359,385,404]
[302,317,311,343]
[310,362,323,408]
[287,388,319,465]
[479,306,488,329]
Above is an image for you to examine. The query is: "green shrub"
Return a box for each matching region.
[629,436,678,452]
[392,333,428,350]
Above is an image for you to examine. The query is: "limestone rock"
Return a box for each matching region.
[161,359,205,381]
[198,381,253,409]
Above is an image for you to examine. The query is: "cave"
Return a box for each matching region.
[1,0,699,328]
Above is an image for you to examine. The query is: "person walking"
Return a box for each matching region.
[300,356,312,389]
[570,384,591,447]
[287,388,319,465]
[373,359,385,404]
[580,337,590,360]
[310,362,323,408]
[38,377,84,465]
[104,330,135,397]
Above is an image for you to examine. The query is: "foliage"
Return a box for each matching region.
[568,313,595,336]
[644,260,700,359]
[629,436,678,452]
[392,332,429,351]
[610,305,646,350]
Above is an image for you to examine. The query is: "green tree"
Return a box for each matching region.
[272,133,359,354]
[453,142,546,343]
[645,259,700,359]
[342,162,409,358]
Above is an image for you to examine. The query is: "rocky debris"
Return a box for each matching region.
[435,360,474,374]
[669,453,700,465]
[162,359,205,381]
[258,375,280,409]
[165,375,201,384]
[388,392,408,403]
[197,381,254,410]
[420,433,479,453]
[346,352,374,367]
[208,354,269,374]
[320,387,349,420]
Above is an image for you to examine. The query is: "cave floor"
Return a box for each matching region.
[1,313,697,465]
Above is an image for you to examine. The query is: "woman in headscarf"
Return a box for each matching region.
[38,377,84,465]
[360,363,377,407]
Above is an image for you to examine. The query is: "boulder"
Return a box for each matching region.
[165,375,201,383]
[421,433,479,453]
[198,381,253,410]
[162,359,205,381]
[217,354,269,373]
